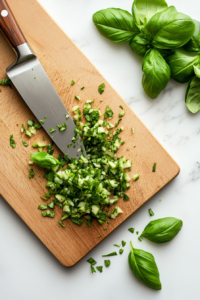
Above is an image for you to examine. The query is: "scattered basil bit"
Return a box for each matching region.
[132,128,135,134]
[22,141,28,147]
[119,249,124,255]
[27,120,35,127]
[29,169,35,178]
[35,124,42,129]
[91,265,96,273]
[59,221,65,227]
[128,228,135,234]
[128,242,161,290]
[102,252,117,257]
[81,87,85,90]
[47,202,54,209]
[152,163,157,172]
[104,260,110,267]
[71,80,75,86]
[114,244,121,247]
[10,135,16,148]
[70,218,83,226]
[0,78,12,88]
[119,109,125,117]
[133,173,139,181]
[75,95,80,101]
[38,205,47,210]
[104,106,113,119]
[115,118,122,127]
[98,234,102,238]
[123,194,130,201]
[87,258,97,265]
[136,231,139,235]
[103,227,107,230]
[149,208,154,217]
[42,210,55,218]
[44,116,47,119]
[40,120,45,124]
[57,123,67,132]
[61,214,69,220]
[122,240,126,247]
[119,105,123,109]
[96,266,103,273]
[98,83,105,94]
[49,128,56,134]
[140,217,183,244]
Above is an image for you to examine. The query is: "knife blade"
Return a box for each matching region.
[0,0,86,159]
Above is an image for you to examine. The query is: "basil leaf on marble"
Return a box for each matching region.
[129,33,151,57]
[185,76,200,113]
[132,0,168,31]
[128,242,161,290]
[140,217,183,243]
[142,49,171,99]
[93,8,139,43]
[166,49,199,83]
[146,6,195,50]
[183,20,200,53]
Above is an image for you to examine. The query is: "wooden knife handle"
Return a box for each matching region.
[0,0,26,48]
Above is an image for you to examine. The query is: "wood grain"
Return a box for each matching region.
[0,0,26,47]
[0,0,180,267]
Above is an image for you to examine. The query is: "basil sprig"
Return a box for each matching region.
[140,217,183,243]
[128,242,161,290]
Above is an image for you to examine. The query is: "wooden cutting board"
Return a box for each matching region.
[0,0,180,267]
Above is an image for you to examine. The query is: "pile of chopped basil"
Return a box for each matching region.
[31,102,132,226]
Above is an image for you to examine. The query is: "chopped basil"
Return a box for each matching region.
[10,135,16,148]
[57,123,67,132]
[61,214,69,220]
[59,221,65,227]
[119,249,124,255]
[103,227,107,230]
[47,202,55,209]
[122,240,126,247]
[115,118,122,127]
[29,169,35,178]
[119,105,123,109]
[44,116,47,119]
[38,205,47,210]
[104,106,113,119]
[40,120,45,124]
[0,78,12,88]
[21,124,26,132]
[65,114,70,120]
[128,228,135,233]
[71,80,75,86]
[119,109,125,117]
[133,173,139,181]
[27,120,35,127]
[22,141,28,147]
[102,252,117,257]
[136,231,139,235]
[87,258,97,265]
[152,162,157,172]
[91,265,96,273]
[114,244,121,247]
[98,83,105,94]
[138,237,142,242]
[75,95,80,100]
[149,208,154,217]
[132,128,135,134]
[42,210,55,218]
[81,87,85,90]
[98,234,102,238]
[123,194,130,201]
[96,266,103,273]
[49,128,56,134]
[104,260,110,267]
[67,143,72,148]
[35,124,42,129]
[70,218,83,226]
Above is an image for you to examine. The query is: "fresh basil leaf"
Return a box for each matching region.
[129,33,151,57]
[185,76,200,113]
[166,49,199,83]
[142,49,171,99]
[30,152,60,169]
[140,217,183,243]
[128,242,161,290]
[146,6,195,50]
[132,0,168,31]
[193,64,200,78]
[183,19,200,53]
[93,8,139,43]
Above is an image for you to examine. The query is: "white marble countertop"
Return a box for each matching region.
[1,0,200,299]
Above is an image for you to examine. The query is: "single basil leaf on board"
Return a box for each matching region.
[129,33,151,57]
[193,64,200,78]
[132,0,168,31]
[166,49,199,83]
[140,217,183,243]
[146,6,195,50]
[185,76,200,113]
[93,8,139,43]
[128,242,161,290]
[142,49,171,99]
[30,152,60,169]
[183,20,200,53]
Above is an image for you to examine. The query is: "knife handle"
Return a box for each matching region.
[0,0,26,48]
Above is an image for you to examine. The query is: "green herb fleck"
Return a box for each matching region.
[38,205,47,210]
[61,214,69,220]
[59,221,65,227]
[152,163,157,172]
[27,120,35,127]
[75,95,80,101]
[133,173,139,181]
[57,123,67,132]
[119,249,124,255]
[40,120,45,124]
[123,194,130,201]
[98,83,105,95]
[49,128,56,134]
[42,210,55,218]
[119,109,125,117]
[47,202,54,209]
[128,228,135,234]
[87,258,97,265]
[136,231,139,235]
[0,78,12,88]
[81,87,85,90]
[103,227,107,230]
[102,252,117,257]
[91,265,96,273]
[71,80,75,86]
[22,141,28,147]
[132,128,135,134]
[44,116,47,119]
[115,118,122,127]
[122,240,126,247]
[104,106,113,119]
[104,260,110,267]
[138,237,142,242]
[29,169,35,178]
[119,105,123,109]
[10,135,16,148]
[35,124,42,129]
[149,208,154,217]
[98,234,102,238]
[70,218,83,226]
[96,266,103,273]
[114,244,121,247]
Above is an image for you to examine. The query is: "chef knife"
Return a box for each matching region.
[0,0,86,159]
